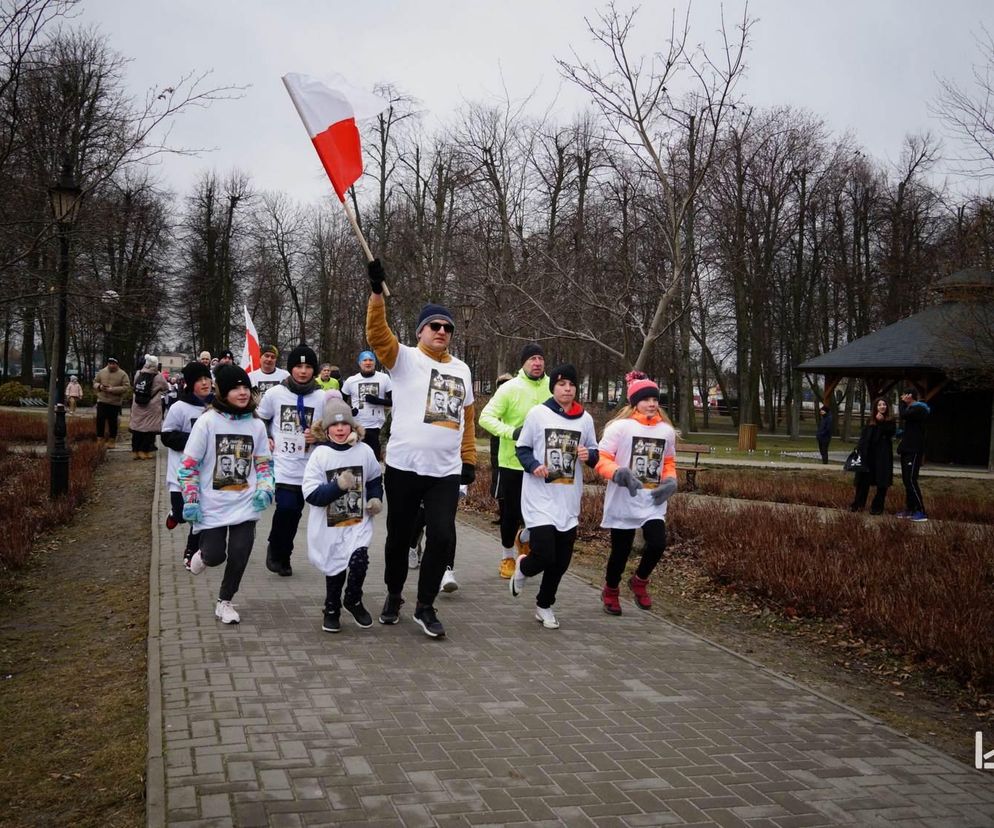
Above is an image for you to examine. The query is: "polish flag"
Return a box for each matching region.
[282,72,390,201]
[240,305,261,373]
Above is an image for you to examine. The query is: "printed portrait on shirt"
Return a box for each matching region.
[277,404,314,454]
[213,434,254,491]
[630,436,667,488]
[423,369,466,429]
[255,380,280,398]
[325,465,364,527]
[356,381,378,410]
[544,428,580,484]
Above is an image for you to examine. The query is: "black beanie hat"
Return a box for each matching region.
[214,364,252,399]
[548,363,579,392]
[286,344,318,370]
[416,303,455,335]
[182,360,212,387]
[519,342,544,365]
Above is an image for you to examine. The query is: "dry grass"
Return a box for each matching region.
[0,440,106,573]
[0,409,96,444]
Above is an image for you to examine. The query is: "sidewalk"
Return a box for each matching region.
[147,458,994,827]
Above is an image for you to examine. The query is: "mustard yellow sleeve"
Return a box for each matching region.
[365,296,399,370]
[461,402,477,465]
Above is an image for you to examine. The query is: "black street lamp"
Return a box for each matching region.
[48,161,82,499]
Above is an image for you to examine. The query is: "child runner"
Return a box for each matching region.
[161,360,214,569]
[510,364,598,629]
[341,350,392,461]
[178,364,274,624]
[594,371,678,615]
[257,344,325,576]
[302,399,384,633]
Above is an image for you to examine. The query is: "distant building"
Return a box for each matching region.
[158,352,188,377]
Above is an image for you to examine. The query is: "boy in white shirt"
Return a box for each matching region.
[340,349,392,461]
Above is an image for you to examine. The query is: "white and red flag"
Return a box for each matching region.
[282,72,389,201]
[239,305,261,373]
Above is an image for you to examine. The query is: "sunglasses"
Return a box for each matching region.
[428,321,455,333]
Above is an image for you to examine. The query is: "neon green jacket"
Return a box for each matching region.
[479,369,549,470]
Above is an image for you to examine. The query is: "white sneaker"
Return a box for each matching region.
[440,566,458,593]
[535,606,559,629]
[188,550,207,575]
[215,600,240,624]
[408,545,421,570]
[509,555,527,598]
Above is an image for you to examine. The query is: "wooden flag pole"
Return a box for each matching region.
[342,198,390,297]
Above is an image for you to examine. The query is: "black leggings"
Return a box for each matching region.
[268,486,305,564]
[363,428,382,461]
[497,468,524,548]
[169,492,199,553]
[197,521,255,601]
[384,466,460,605]
[131,431,157,452]
[324,547,370,611]
[852,475,888,513]
[605,520,667,589]
[520,525,577,609]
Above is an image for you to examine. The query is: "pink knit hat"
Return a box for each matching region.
[625,371,659,406]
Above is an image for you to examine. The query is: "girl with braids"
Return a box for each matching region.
[594,371,678,616]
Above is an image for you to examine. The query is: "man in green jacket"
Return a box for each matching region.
[479,343,549,578]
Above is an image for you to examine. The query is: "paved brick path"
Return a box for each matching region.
[148,460,994,827]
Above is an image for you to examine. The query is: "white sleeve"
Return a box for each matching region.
[301,447,328,498]
[162,403,185,433]
[257,390,275,421]
[583,414,598,451]
[598,420,622,456]
[364,446,382,483]
[183,413,210,463]
[254,421,272,458]
[381,373,392,394]
[341,376,355,398]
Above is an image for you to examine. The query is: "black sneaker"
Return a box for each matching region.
[379,594,404,625]
[413,604,445,638]
[265,544,281,574]
[322,610,341,633]
[279,560,293,577]
[344,600,373,629]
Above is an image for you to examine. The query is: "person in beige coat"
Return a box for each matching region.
[93,357,131,444]
[130,355,169,459]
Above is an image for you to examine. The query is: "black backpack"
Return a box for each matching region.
[133,373,154,405]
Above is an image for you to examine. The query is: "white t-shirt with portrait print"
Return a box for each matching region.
[341,370,392,429]
[516,402,598,532]
[302,442,382,576]
[161,399,208,492]
[257,384,325,486]
[249,367,290,400]
[182,408,270,532]
[598,416,678,529]
[385,345,473,477]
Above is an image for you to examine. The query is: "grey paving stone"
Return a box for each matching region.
[149,463,994,826]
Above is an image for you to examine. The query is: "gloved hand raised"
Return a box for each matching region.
[335,469,356,490]
[252,489,273,512]
[649,477,678,505]
[612,467,643,497]
[368,259,386,295]
[182,502,203,524]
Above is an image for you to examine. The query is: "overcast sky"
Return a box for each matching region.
[77,0,994,205]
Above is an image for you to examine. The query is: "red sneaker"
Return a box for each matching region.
[601,585,622,616]
[628,575,652,610]
[165,513,178,531]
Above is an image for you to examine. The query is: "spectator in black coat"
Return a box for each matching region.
[816,404,834,464]
[897,387,930,521]
[849,398,895,514]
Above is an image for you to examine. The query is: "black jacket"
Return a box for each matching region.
[855,419,895,488]
[897,401,930,454]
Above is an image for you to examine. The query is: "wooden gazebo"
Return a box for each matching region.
[799,269,994,468]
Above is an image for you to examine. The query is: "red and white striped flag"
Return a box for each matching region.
[282,72,389,201]
[240,305,261,372]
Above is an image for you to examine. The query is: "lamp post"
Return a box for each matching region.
[48,161,82,499]
[459,303,476,381]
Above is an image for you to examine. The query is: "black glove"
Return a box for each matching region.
[352,408,359,417]
[364,394,377,404]
[461,463,476,485]
[368,258,386,294]
[512,426,522,440]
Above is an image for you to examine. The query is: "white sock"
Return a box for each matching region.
[502,547,515,559]
[519,528,530,543]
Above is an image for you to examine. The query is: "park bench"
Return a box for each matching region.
[19,397,45,407]
[676,441,712,491]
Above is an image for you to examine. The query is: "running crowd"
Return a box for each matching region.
[91,258,932,638]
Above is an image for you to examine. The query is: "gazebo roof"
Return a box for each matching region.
[799,300,994,375]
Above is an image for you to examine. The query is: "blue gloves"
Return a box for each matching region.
[252,489,274,512]
[650,477,678,505]
[182,502,203,524]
